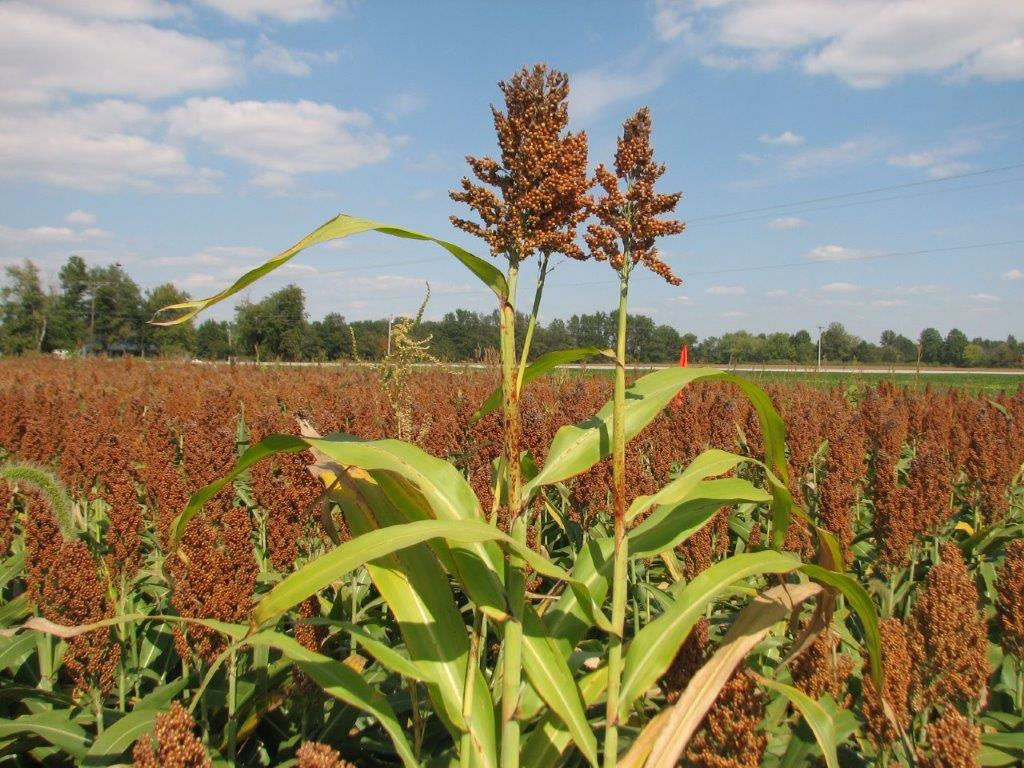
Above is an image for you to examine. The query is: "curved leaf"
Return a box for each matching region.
[153,214,506,325]
[0,710,90,759]
[472,346,612,423]
[618,550,801,718]
[753,674,839,768]
[643,582,822,768]
[627,478,772,560]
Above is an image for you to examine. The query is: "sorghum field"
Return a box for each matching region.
[0,358,1022,766]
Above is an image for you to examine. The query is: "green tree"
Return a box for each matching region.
[308,313,350,360]
[142,284,195,356]
[48,255,90,351]
[196,319,233,359]
[918,327,943,364]
[0,260,50,354]
[820,322,858,362]
[86,263,144,352]
[235,284,308,361]
[941,328,969,366]
[962,343,986,367]
[790,330,815,363]
[764,332,794,362]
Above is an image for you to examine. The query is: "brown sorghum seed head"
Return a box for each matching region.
[586,107,684,284]
[919,709,981,768]
[685,670,767,768]
[296,742,356,768]
[132,702,210,768]
[450,64,590,262]
[790,629,854,705]
[864,618,914,749]
[996,539,1024,658]
[909,543,989,709]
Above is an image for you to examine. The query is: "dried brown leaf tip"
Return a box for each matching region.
[909,543,989,709]
[297,741,356,768]
[586,107,684,284]
[996,538,1024,658]
[132,702,211,768]
[450,64,590,262]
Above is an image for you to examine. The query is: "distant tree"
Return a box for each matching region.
[142,284,195,356]
[820,322,858,362]
[196,319,232,360]
[48,255,90,351]
[86,263,144,352]
[308,313,349,360]
[0,260,50,354]
[918,327,943,364]
[941,328,969,366]
[963,343,986,367]
[790,330,815,364]
[235,285,307,361]
[764,332,794,362]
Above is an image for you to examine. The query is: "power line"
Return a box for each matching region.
[685,161,1024,223]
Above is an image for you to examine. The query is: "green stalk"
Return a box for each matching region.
[227,648,237,763]
[460,611,485,768]
[604,267,631,767]
[498,262,524,768]
[516,253,551,393]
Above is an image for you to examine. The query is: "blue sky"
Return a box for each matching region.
[1,0,1022,341]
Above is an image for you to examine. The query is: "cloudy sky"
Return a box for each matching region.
[1,0,1022,340]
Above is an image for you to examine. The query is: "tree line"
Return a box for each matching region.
[1,256,1021,367]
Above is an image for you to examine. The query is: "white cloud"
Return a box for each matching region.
[806,244,870,262]
[706,285,746,295]
[1004,268,1023,280]
[385,92,427,120]
[666,294,693,304]
[193,0,342,23]
[652,0,692,42]
[887,134,987,178]
[0,224,78,247]
[969,292,1001,302]
[665,0,1024,88]
[166,97,398,187]
[65,210,96,226]
[723,310,747,318]
[871,299,907,307]
[764,288,789,296]
[35,0,182,20]
[759,130,804,146]
[0,100,218,193]
[0,2,238,104]
[822,281,859,293]
[767,216,805,230]
[886,284,939,295]
[252,35,337,77]
[783,136,885,175]
[571,50,678,120]
[154,245,269,267]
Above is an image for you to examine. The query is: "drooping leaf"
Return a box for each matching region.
[753,674,839,768]
[0,710,90,760]
[83,679,189,764]
[152,214,507,325]
[618,550,802,719]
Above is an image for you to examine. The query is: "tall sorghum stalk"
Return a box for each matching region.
[586,106,683,765]
[450,63,589,765]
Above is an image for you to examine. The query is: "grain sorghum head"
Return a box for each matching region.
[685,670,767,768]
[863,618,914,749]
[659,616,709,704]
[450,64,590,262]
[296,741,356,768]
[790,629,854,705]
[996,539,1024,658]
[585,107,684,284]
[909,543,989,709]
[919,709,981,768]
[132,702,210,768]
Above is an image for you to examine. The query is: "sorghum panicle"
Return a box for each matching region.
[450,64,590,261]
[909,543,989,709]
[132,702,211,768]
[685,671,768,768]
[919,709,982,768]
[297,742,356,768]
[996,539,1024,658]
[863,618,914,748]
[586,107,684,284]
[790,629,854,705]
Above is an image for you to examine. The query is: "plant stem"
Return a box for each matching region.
[516,253,551,393]
[499,262,524,768]
[227,648,237,763]
[460,611,484,768]
[604,268,630,768]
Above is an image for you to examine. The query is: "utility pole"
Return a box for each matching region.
[816,325,824,372]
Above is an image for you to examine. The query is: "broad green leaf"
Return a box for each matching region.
[618,550,801,718]
[153,214,506,325]
[627,478,772,560]
[322,620,437,684]
[0,551,25,591]
[643,582,822,768]
[800,564,882,688]
[542,537,615,654]
[239,629,419,768]
[525,368,789,497]
[472,346,612,423]
[328,471,496,768]
[754,674,839,768]
[0,710,90,760]
[626,449,761,522]
[520,667,608,768]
